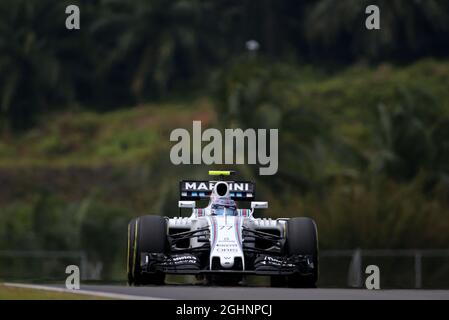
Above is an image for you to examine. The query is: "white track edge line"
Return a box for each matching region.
[3,283,168,300]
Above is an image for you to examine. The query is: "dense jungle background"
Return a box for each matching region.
[1,0,449,287]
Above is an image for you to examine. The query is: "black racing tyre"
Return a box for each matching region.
[127,215,168,286]
[285,217,319,288]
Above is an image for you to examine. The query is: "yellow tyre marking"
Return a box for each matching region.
[127,223,131,274]
[132,218,139,278]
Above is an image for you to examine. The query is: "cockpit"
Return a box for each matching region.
[211,203,238,216]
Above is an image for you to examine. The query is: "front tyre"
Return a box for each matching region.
[285,217,319,288]
[127,215,168,286]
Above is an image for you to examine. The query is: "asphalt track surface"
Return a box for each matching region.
[44,284,449,300]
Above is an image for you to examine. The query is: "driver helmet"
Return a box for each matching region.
[210,198,237,216]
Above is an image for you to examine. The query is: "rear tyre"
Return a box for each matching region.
[285,217,318,288]
[127,215,168,286]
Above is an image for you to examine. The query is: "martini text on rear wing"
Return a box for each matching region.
[179,180,255,200]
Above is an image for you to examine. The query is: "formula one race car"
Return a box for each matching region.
[127,171,318,287]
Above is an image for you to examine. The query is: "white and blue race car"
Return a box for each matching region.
[127,171,318,287]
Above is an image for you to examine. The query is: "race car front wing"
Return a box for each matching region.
[140,252,315,276]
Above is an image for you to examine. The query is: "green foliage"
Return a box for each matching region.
[0,60,449,281]
[0,100,215,280]
[300,176,449,249]
[0,192,134,279]
[0,101,211,167]
[1,0,449,281]
[212,58,449,249]
[0,0,95,130]
[1,0,449,130]
[306,0,449,61]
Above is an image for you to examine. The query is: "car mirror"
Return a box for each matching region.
[251,201,268,210]
[178,201,196,208]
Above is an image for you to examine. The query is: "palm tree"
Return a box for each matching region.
[305,0,449,61]
[0,0,83,130]
[90,0,231,102]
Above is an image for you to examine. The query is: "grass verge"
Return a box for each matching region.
[0,284,109,300]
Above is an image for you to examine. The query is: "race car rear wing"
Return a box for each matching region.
[180,180,255,201]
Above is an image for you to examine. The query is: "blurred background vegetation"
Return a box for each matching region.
[1,0,449,285]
